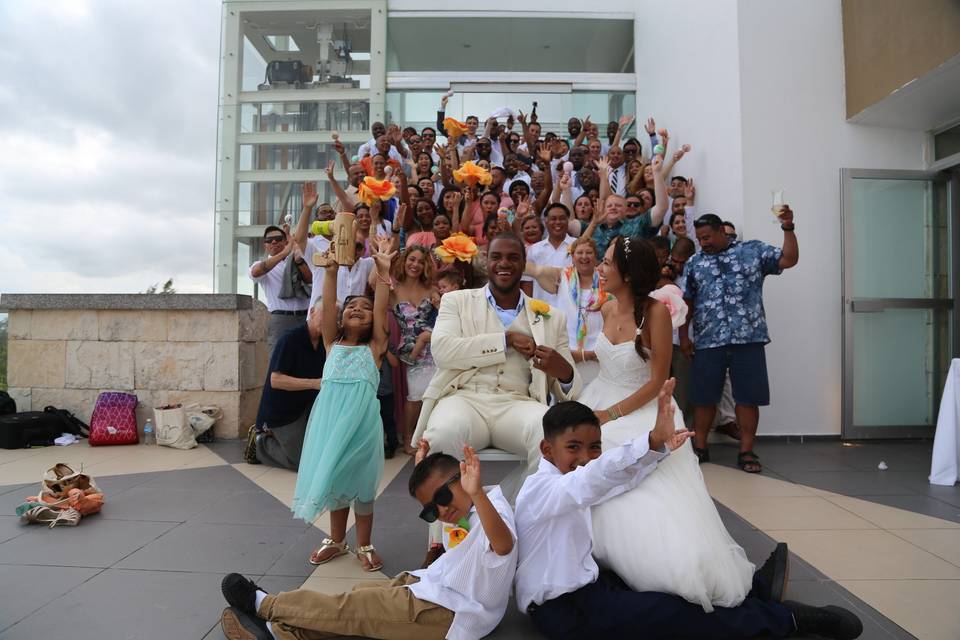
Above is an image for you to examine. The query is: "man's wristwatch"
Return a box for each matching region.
[781,224,795,232]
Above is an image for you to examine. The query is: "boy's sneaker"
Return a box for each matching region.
[243,426,261,465]
[220,607,271,640]
[756,542,789,602]
[221,573,263,617]
[784,601,863,639]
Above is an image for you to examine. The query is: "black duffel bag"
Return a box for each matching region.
[0,406,90,449]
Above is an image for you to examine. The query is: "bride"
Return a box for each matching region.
[579,235,754,612]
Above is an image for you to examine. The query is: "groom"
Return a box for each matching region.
[413,233,581,496]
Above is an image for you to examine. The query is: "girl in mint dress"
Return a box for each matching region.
[293,237,394,573]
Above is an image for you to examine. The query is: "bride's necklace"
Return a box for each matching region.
[612,301,643,338]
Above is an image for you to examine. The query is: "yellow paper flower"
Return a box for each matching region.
[434,232,479,264]
[356,176,397,205]
[447,527,469,549]
[453,160,493,187]
[443,117,469,140]
[529,299,552,319]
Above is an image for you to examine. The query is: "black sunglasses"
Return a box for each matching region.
[264,235,285,244]
[418,472,461,523]
[726,233,738,240]
[626,201,642,208]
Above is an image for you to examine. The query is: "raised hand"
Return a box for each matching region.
[459,445,483,498]
[559,173,571,191]
[618,114,635,129]
[684,177,696,202]
[517,111,527,126]
[537,145,552,164]
[515,194,532,217]
[325,159,336,178]
[673,144,692,163]
[596,156,611,176]
[395,203,408,228]
[414,438,430,465]
[333,138,346,156]
[449,190,463,212]
[372,235,396,274]
[645,117,656,135]
[652,156,664,173]
[301,181,319,210]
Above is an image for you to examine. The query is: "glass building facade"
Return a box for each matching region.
[216,1,637,296]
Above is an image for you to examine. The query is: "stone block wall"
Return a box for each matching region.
[2,294,269,439]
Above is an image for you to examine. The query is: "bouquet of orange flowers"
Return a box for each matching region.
[434,232,479,264]
[443,116,469,140]
[357,176,397,206]
[453,160,492,187]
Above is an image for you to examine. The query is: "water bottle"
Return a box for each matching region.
[143,418,156,445]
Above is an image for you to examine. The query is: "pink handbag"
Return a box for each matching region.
[88,392,139,446]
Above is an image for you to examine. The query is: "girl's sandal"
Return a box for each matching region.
[737,450,763,474]
[308,538,350,566]
[356,545,384,572]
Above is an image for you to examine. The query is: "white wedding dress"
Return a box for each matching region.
[580,332,754,612]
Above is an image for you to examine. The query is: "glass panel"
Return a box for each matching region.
[853,307,952,427]
[241,9,372,91]
[236,240,255,297]
[239,143,361,171]
[386,91,635,138]
[934,122,960,161]
[238,181,339,227]
[851,178,936,298]
[387,17,634,73]
[241,101,370,133]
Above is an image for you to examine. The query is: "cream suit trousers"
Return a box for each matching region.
[422,390,548,477]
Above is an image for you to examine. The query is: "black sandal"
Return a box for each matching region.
[737,450,762,473]
[693,447,710,464]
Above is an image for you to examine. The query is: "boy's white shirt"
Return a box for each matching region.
[513,436,669,613]
[407,485,518,640]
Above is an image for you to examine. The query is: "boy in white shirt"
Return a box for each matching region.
[219,445,517,640]
[514,381,864,640]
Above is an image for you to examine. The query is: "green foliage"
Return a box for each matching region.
[144,278,176,294]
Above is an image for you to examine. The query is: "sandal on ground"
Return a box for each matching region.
[738,450,763,473]
[20,505,81,528]
[356,545,384,572]
[715,421,742,441]
[243,425,261,465]
[693,447,710,464]
[308,538,350,565]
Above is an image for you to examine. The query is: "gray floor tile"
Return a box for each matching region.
[205,439,245,465]
[143,465,260,493]
[116,521,307,575]
[0,568,228,640]
[262,526,337,578]
[94,470,157,495]
[0,515,27,544]
[785,580,915,640]
[881,472,960,507]
[715,501,758,532]
[774,470,920,496]
[857,493,960,524]
[0,518,176,568]
[0,565,101,633]
[0,485,33,513]
[100,486,234,522]
[191,489,306,528]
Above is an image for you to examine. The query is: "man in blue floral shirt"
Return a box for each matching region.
[680,211,798,473]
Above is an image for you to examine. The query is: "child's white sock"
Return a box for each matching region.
[254,590,268,613]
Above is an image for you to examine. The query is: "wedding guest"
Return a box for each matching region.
[249,225,311,356]
[680,211,799,472]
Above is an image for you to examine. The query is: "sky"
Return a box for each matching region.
[0,0,222,295]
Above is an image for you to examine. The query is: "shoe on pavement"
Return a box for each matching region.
[784,600,863,639]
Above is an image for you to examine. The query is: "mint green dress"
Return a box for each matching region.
[292,343,384,522]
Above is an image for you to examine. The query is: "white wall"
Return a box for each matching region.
[633,0,746,228]
[737,0,926,435]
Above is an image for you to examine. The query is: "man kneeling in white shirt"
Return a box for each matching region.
[219,445,517,640]
[514,381,864,640]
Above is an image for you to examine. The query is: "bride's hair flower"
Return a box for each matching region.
[649,284,688,329]
[434,232,478,264]
[357,176,397,206]
[453,161,493,187]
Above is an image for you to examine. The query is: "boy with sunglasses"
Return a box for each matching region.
[218,444,517,640]
[515,381,863,640]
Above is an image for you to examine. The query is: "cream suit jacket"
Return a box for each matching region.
[412,287,582,444]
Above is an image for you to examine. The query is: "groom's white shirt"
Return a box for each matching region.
[514,439,668,613]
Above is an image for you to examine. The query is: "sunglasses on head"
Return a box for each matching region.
[264,235,285,244]
[418,472,461,523]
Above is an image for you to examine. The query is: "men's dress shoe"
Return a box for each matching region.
[220,607,271,640]
[784,600,863,640]
[756,542,789,602]
[221,573,263,617]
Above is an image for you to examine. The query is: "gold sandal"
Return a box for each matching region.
[356,544,384,572]
[308,538,350,566]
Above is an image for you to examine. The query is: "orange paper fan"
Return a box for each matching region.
[453,161,493,187]
[434,232,479,263]
[357,176,397,205]
[443,117,469,140]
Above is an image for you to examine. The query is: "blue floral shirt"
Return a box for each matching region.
[589,212,653,257]
[684,240,784,349]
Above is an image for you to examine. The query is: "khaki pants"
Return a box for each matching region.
[260,574,453,640]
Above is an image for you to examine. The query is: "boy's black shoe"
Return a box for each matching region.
[756,542,789,602]
[784,601,863,639]
[220,607,271,640]
[221,573,263,618]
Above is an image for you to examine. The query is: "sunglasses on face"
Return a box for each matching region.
[627,201,642,208]
[264,236,285,244]
[726,233,738,240]
[418,472,461,523]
